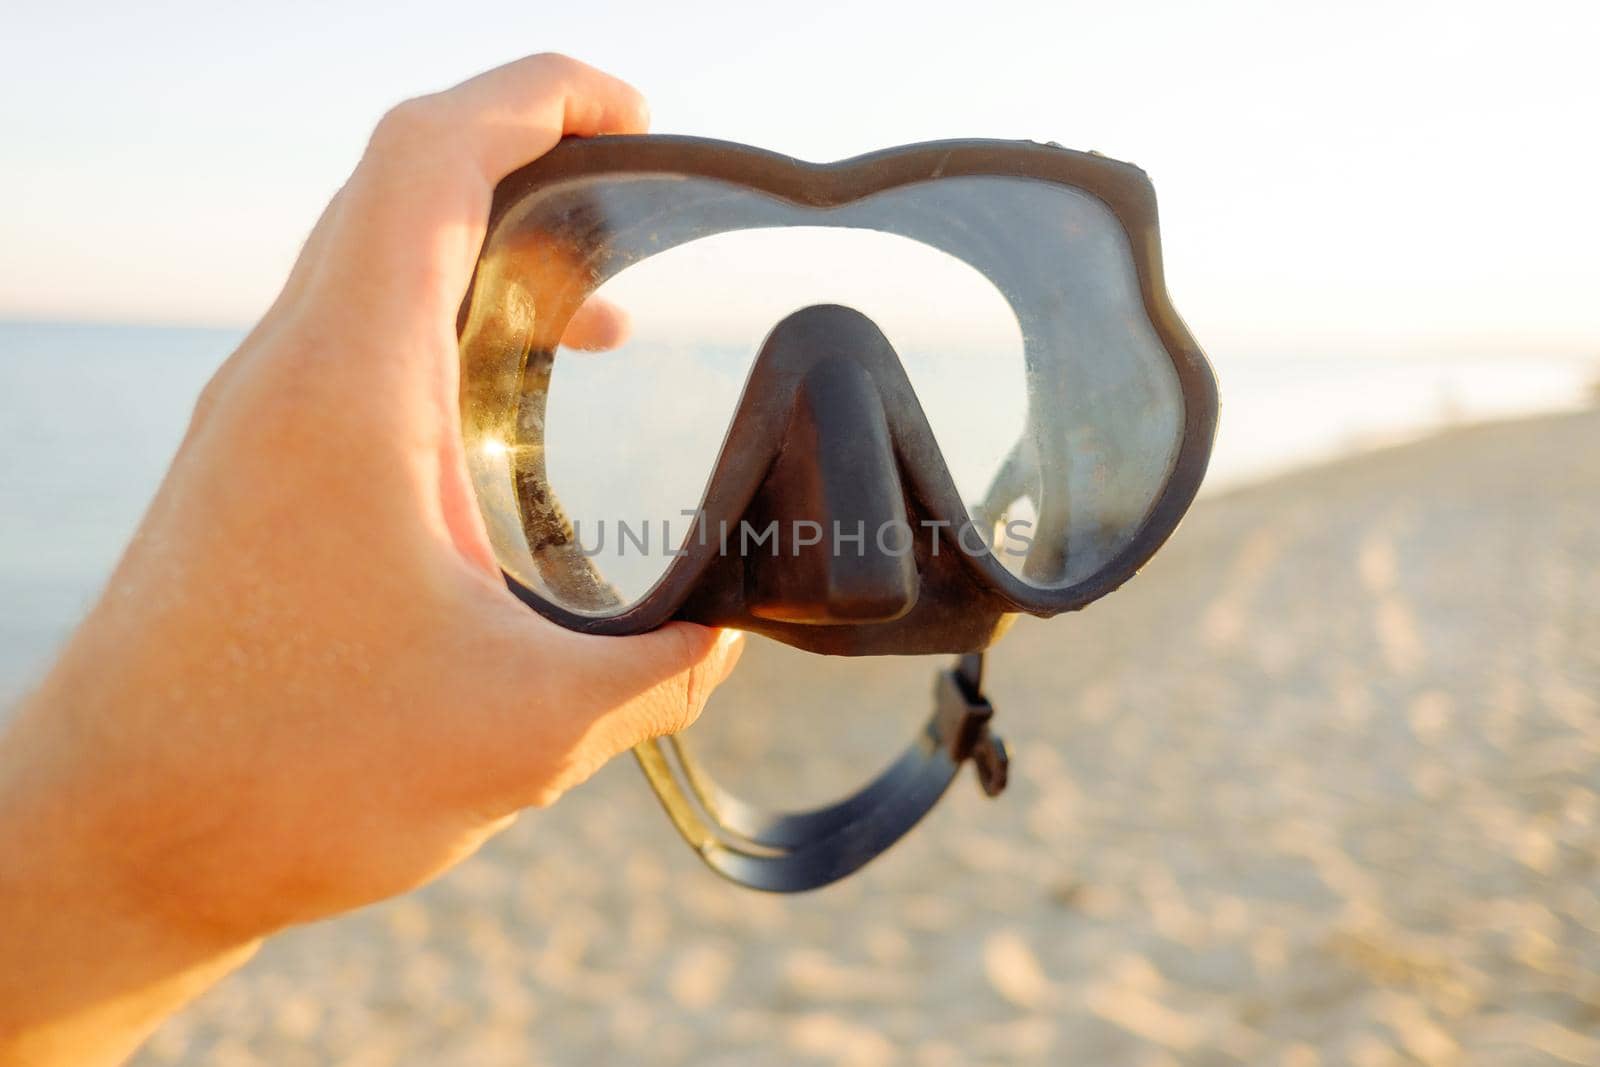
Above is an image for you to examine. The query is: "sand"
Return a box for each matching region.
[132,409,1600,1067]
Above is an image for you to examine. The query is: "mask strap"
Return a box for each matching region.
[631,651,1007,893]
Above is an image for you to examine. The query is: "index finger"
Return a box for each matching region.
[306,53,649,336]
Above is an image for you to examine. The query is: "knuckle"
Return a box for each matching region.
[529,51,581,77]
[368,95,455,157]
[667,664,712,736]
[665,677,702,736]
[187,367,230,431]
[181,378,237,453]
[223,329,348,441]
[624,673,698,744]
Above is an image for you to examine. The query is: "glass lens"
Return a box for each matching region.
[459,168,1184,613]
[544,224,1025,606]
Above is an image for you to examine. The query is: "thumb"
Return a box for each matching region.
[498,623,745,806]
[584,624,747,747]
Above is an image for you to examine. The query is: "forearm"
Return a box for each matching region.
[0,675,257,1067]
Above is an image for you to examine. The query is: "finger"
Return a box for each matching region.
[560,297,632,351]
[445,52,650,181]
[307,53,648,336]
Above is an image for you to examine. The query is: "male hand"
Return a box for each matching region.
[0,54,742,1066]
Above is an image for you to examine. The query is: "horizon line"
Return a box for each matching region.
[2,315,1597,366]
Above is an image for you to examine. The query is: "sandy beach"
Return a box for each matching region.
[130,408,1600,1067]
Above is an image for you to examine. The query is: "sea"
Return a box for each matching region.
[0,319,1593,711]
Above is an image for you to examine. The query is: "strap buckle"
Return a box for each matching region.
[939,652,1009,798]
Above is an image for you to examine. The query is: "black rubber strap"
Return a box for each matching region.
[632,652,1008,892]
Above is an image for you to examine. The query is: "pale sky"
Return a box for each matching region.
[2,0,1597,359]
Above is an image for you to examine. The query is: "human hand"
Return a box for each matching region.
[0,53,742,1065]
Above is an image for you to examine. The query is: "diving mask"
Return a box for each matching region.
[458,136,1217,891]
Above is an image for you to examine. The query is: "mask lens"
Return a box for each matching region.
[459,168,1184,612]
[546,222,1025,607]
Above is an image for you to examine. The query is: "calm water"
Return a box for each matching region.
[0,319,1592,709]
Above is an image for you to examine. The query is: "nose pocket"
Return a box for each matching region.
[744,314,919,624]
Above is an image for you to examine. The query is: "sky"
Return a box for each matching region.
[2,0,1597,360]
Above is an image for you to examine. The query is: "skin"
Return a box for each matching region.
[0,54,743,1067]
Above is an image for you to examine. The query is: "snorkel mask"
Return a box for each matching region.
[458,136,1218,891]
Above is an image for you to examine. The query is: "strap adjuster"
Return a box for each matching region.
[939,653,1009,798]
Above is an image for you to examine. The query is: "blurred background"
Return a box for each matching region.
[2,2,1598,1064]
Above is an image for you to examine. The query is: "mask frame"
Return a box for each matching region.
[458,136,1218,891]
